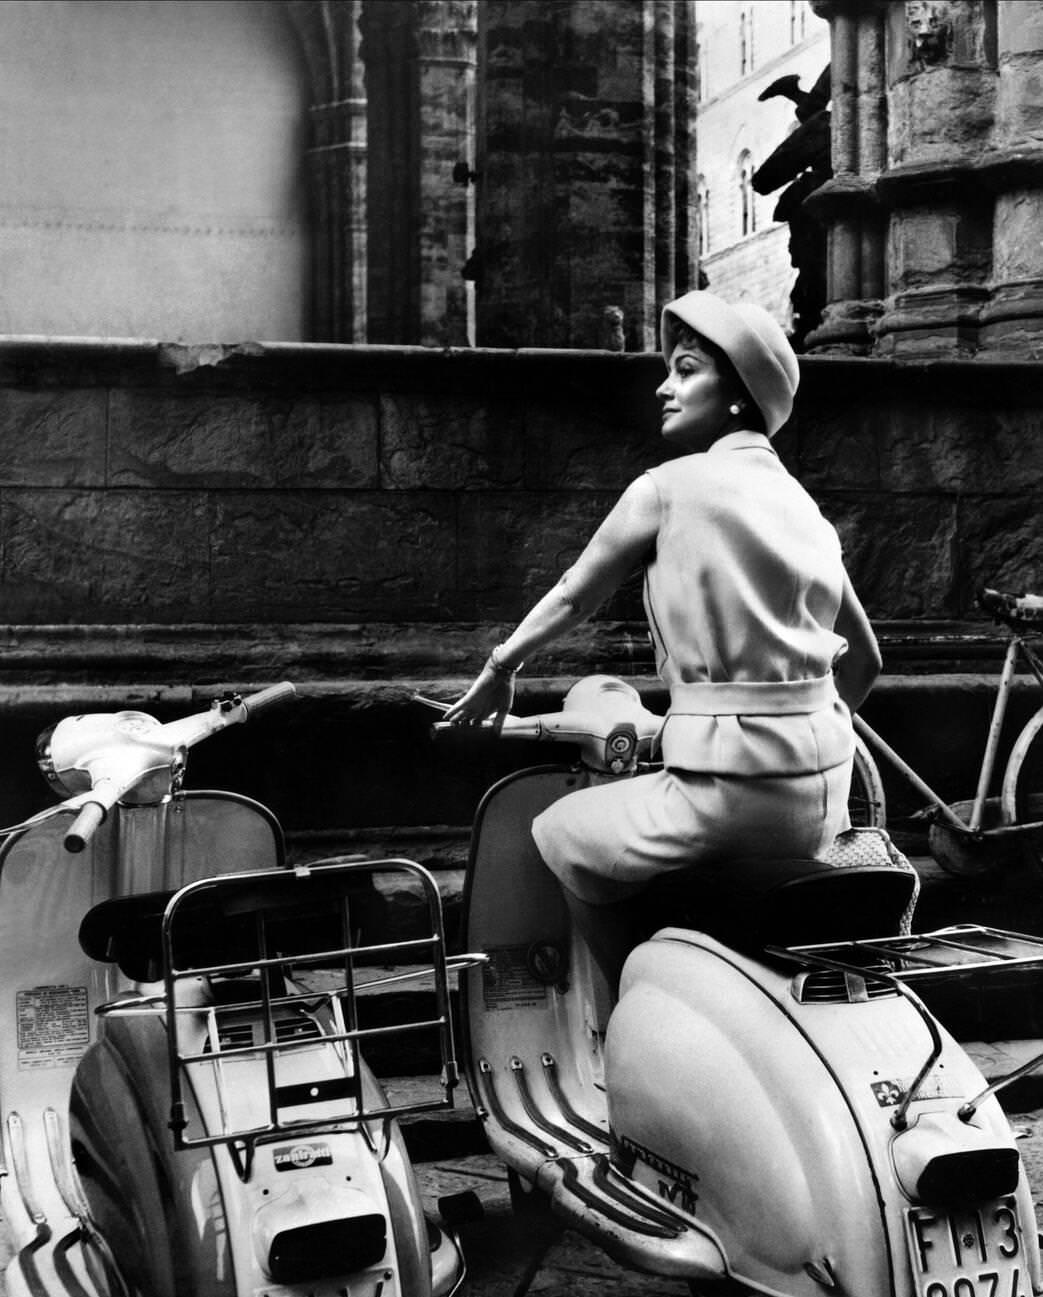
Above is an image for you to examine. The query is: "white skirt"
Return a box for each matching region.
[531,760,853,904]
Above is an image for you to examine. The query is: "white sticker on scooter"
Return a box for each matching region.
[872,1075,962,1107]
[482,946,551,1010]
[16,985,89,1069]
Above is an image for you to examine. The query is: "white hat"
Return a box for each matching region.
[660,291,800,437]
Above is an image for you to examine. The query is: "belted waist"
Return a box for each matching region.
[668,674,838,717]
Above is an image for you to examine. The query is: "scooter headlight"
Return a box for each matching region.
[35,712,163,799]
[35,723,90,796]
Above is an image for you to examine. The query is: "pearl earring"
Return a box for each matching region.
[729,402,743,417]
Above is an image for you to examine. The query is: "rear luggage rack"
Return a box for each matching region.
[90,858,485,1154]
[771,924,1043,983]
[771,924,1043,1128]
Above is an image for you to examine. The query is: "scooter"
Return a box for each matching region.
[0,684,468,1297]
[435,674,1043,1297]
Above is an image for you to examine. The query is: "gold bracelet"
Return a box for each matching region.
[486,644,523,678]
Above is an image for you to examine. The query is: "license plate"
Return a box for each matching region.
[905,1197,1030,1297]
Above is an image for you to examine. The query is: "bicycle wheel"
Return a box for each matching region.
[848,732,887,829]
[1001,703,1043,868]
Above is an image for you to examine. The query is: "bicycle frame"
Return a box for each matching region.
[854,628,1043,838]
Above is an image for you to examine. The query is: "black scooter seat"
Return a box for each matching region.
[636,855,917,954]
[79,870,376,983]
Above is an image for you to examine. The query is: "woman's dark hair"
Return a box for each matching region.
[670,322,767,434]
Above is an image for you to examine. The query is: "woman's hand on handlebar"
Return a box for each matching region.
[443,663,515,732]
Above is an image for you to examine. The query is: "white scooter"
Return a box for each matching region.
[431,675,1043,1297]
[0,684,468,1297]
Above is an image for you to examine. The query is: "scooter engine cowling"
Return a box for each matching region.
[606,931,942,1297]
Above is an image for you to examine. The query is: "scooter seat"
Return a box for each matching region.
[79,871,378,983]
[79,888,272,982]
[635,854,918,955]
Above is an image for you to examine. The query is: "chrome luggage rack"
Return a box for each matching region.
[91,857,485,1167]
[769,923,1043,984]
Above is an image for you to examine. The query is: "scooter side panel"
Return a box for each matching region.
[70,1013,233,1297]
[609,931,1041,1297]
[609,935,895,1297]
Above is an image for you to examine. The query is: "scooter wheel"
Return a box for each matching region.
[507,1168,552,1218]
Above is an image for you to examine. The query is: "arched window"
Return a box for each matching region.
[697,176,710,256]
[738,152,756,237]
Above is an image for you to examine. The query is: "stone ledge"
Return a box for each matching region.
[0,618,1026,683]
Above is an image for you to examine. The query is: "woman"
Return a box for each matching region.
[445,291,881,968]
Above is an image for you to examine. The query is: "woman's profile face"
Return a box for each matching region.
[656,334,742,452]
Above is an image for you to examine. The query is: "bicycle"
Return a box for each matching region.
[848,587,1043,877]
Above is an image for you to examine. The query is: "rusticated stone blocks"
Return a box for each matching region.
[0,339,1039,632]
[0,339,1038,852]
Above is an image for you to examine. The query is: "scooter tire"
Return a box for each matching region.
[507,1168,553,1218]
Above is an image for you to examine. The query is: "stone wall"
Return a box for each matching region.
[701,225,795,323]
[0,337,1039,841]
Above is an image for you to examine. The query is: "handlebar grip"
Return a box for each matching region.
[240,682,297,717]
[64,802,106,854]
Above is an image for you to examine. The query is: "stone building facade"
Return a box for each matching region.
[808,0,1043,359]
[695,0,831,325]
[0,0,697,353]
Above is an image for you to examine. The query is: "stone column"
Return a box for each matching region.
[415,1,478,346]
[805,0,888,353]
[475,0,696,351]
[872,0,997,356]
[360,0,476,346]
[978,0,1043,357]
[284,0,368,343]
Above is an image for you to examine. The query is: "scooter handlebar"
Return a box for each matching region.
[58,683,299,851]
[239,681,297,717]
[157,682,298,750]
[64,801,107,854]
[432,704,661,774]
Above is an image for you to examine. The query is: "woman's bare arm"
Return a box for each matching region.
[444,474,660,725]
[832,570,882,713]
